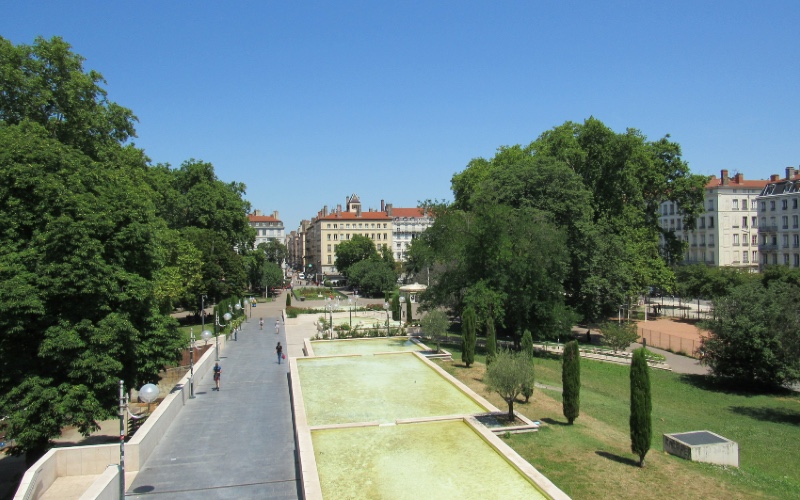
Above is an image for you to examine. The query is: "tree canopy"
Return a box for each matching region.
[335,234,378,276]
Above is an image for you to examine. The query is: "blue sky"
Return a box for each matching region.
[3,1,799,230]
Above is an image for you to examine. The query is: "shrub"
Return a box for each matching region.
[485,349,535,421]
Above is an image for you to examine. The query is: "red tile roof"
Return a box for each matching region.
[705,176,769,189]
[318,211,391,221]
[391,207,426,218]
[249,214,281,223]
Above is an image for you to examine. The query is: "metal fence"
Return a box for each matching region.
[638,327,701,357]
[640,296,714,321]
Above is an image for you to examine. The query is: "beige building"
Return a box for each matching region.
[286,220,310,271]
[660,169,769,271]
[757,166,800,269]
[304,194,393,279]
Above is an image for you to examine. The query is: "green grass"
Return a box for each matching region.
[441,344,800,499]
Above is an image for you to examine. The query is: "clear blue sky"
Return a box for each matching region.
[4,1,799,230]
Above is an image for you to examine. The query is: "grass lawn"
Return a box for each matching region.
[436,345,800,499]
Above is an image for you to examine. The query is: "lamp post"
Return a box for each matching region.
[399,295,406,324]
[348,297,352,329]
[383,301,390,337]
[189,328,197,399]
[119,381,159,498]
[325,297,333,340]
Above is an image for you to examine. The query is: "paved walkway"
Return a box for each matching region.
[127,300,299,499]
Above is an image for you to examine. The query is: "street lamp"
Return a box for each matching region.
[325,297,334,340]
[348,297,352,329]
[189,328,197,399]
[383,301,390,337]
[119,381,159,498]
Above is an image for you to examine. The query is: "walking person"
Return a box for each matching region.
[259,318,264,330]
[275,319,280,335]
[213,362,221,391]
[276,342,283,364]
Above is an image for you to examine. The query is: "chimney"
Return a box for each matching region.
[770,174,780,181]
[721,169,729,185]
[254,209,263,216]
[356,206,361,217]
[787,166,796,179]
[734,173,743,184]
[323,205,328,217]
[337,204,342,213]
[387,204,393,216]
[272,210,279,220]
[381,199,385,212]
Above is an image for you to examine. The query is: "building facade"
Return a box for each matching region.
[757,167,800,269]
[390,206,434,261]
[304,195,393,279]
[248,210,285,247]
[660,170,769,271]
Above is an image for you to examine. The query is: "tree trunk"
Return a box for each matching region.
[507,399,515,422]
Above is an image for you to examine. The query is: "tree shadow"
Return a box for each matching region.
[729,406,800,426]
[541,417,570,427]
[678,374,794,397]
[595,450,640,467]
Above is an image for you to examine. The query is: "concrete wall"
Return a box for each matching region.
[14,334,227,500]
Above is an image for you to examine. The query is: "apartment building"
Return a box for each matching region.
[248,210,285,247]
[286,219,311,271]
[390,206,434,261]
[304,194,393,278]
[757,166,800,269]
[660,170,769,270]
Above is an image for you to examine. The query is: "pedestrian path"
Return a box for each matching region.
[127,302,300,499]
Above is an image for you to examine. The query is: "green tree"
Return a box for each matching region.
[630,348,652,467]
[262,261,284,297]
[406,296,413,324]
[286,291,292,307]
[0,122,182,461]
[391,292,400,321]
[347,258,397,297]
[702,278,800,388]
[335,234,377,276]
[562,340,581,424]
[485,320,497,365]
[485,349,535,421]
[0,35,137,160]
[521,329,535,358]
[261,239,288,265]
[420,309,449,353]
[600,322,640,353]
[461,306,477,368]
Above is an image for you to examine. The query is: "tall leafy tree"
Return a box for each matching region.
[347,258,397,297]
[420,309,449,353]
[702,278,800,388]
[0,122,181,461]
[461,306,477,368]
[335,234,377,276]
[562,340,581,424]
[485,319,497,366]
[630,348,652,467]
[261,239,288,265]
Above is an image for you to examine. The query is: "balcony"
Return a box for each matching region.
[708,242,715,247]
[759,244,778,252]
[758,225,778,232]
[732,242,740,246]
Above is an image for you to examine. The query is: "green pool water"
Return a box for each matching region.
[310,337,425,356]
[296,353,487,426]
[313,420,548,499]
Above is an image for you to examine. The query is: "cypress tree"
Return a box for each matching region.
[562,340,581,424]
[521,329,535,358]
[485,320,497,365]
[630,348,652,467]
[286,291,291,307]
[406,297,413,324]
[462,307,476,368]
[391,293,400,321]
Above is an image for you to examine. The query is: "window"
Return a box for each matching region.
[707,200,714,211]
[742,217,748,228]
[753,251,758,263]
[794,234,800,248]
[783,234,789,247]
[699,217,705,229]
[732,234,739,245]
[670,219,675,228]
[741,199,747,210]
[770,201,776,211]
[751,235,758,246]
[795,254,800,267]
[761,202,766,211]
[782,199,788,210]
[669,204,675,215]
[327,244,331,252]
[752,216,758,227]
[676,219,682,230]
[327,255,332,264]
[794,215,799,228]
[794,199,798,209]
[743,251,748,263]
[783,216,789,229]
[346,223,350,228]
[333,234,338,241]
[327,234,331,240]
[752,200,758,210]
[732,200,739,210]
[701,234,706,245]
[326,224,331,228]
[333,224,338,229]
[708,216,715,228]
[785,254,790,265]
